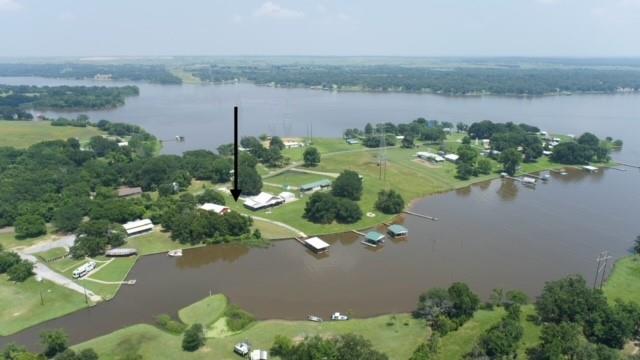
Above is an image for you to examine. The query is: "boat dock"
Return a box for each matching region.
[524,173,549,181]
[351,230,366,236]
[617,162,640,169]
[402,210,438,221]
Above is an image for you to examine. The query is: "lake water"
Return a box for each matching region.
[1,77,639,348]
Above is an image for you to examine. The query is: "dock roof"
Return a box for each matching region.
[300,179,332,191]
[388,224,408,235]
[304,237,330,250]
[366,231,385,242]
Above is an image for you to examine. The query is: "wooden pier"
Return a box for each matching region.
[351,230,366,236]
[524,173,549,181]
[402,210,438,221]
[617,162,640,169]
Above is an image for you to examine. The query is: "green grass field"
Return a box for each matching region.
[35,247,68,262]
[265,170,330,187]
[0,276,88,336]
[604,255,640,305]
[178,294,228,326]
[0,120,103,148]
[282,138,363,162]
[0,225,58,251]
[252,219,299,239]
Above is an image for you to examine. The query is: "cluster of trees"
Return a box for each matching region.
[271,333,388,360]
[0,84,139,119]
[466,302,525,359]
[190,64,640,95]
[455,144,494,180]
[70,220,126,258]
[354,119,453,149]
[551,132,611,165]
[375,190,405,214]
[2,329,98,360]
[0,244,34,282]
[236,136,290,168]
[412,282,480,336]
[303,171,363,224]
[153,192,253,245]
[0,63,181,84]
[181,324,205,352]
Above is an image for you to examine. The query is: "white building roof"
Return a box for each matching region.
[244,192,283,209]
[199,203,230,214]
[122,219,154,235]
[444,154,460,161]
[304,237,330,250]
[278,192,296,202]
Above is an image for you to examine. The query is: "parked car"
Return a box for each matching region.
[331,312,349,321]
[234,342,250,356]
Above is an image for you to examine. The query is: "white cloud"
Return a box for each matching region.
[253,2,304,19]
[0,0,22,11]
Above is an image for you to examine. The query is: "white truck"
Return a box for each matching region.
[234,342,250,356]
[331,312,349,321]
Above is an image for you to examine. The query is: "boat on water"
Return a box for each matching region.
[167,249,183,257]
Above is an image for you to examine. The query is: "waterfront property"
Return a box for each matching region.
[299,179,332,193]
[243,192,285,211]
[122,219,154,237]
[387,224,408,237]
[198,203,231,215]
[583,165,599,172]
[303,237,330,253]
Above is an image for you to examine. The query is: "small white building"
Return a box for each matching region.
[543,150,553,156]
[278,191,297,203]
[198,203,231,215]
[283,139,304,149]
[444,154,460,163]
[416,152,444,163]
[481,139,491,149]
[122,219,154,237]
[243,192,285,211]
[117,141,129,147]
[250,350,269,360]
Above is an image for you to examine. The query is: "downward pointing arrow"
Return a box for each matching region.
[231,106,242,201]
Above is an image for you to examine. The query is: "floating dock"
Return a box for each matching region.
[402,210,438,221]
[297,237,330,254]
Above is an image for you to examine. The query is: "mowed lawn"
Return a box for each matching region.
[604,255,640,305]
[265,170,330,187]
[0,225,58,251]
[0,276,88,335]
[75,314,427,360]
[0,120,102,148]
[178,294,227,326]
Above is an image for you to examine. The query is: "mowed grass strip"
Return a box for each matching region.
[0,276,88,335]
[0,120,102,148]
[178,294,227,326]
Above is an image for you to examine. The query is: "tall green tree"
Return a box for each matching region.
[303,147,321,167]
[181,323,205,352]
[332,170,362,201]
[499,148,522,176]
[40,329,69,358]
[14,214,46,239]
[375,190,405,214]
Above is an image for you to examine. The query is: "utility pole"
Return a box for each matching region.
[593,251,611,289]
[599,251,612,289]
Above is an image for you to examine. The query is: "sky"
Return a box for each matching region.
[1,0,639,57]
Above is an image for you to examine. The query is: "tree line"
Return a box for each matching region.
[0,84,139,120]
[189,64,640,95]
[0,63,181,84]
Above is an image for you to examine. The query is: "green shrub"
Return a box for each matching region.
[155,314,187,334]
[224,304,255,332]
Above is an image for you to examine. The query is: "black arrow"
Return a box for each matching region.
[230,106,242,201]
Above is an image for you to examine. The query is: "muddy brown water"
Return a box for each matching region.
[1,77,639,349]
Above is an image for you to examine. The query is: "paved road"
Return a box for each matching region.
[18,253,102,303]
[22,234,76,255]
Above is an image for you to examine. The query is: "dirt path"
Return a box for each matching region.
[250,215,306,238]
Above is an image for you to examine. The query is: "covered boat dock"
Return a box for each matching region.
[302,237,330,253]
[387,224,408,237]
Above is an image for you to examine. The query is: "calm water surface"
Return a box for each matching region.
[0,77,639,348]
